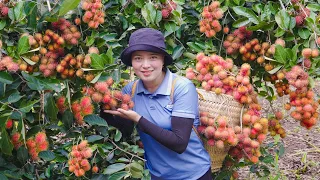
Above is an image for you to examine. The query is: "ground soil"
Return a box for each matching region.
[237,83,320,180]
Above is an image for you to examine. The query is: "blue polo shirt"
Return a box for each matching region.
[122,69,211,180]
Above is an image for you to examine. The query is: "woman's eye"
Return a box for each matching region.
[151,56,158,59]
[134,57,141,61]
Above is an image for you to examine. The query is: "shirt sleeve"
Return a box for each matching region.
[171,80,199,119]
[137,116,194,154]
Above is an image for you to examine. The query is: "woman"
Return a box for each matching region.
[100,28,212,180]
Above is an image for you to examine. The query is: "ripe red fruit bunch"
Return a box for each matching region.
[81,0,105,29]
[223,26,252,55]
[0,3,9,17]
[68,140,93,177]
[56,96,67,113]
[5,119,13,129]
[197,112,239,148]
[288,90,319,129]
[229,116,268,164]
[285,65,309,93]
[71,96,94,125]
[186,53,236,95]
[161,0,177,19]
[233,63,256,104]
[199,1,223,37]
[82,77,135,110]
[0,56,19,72]
[26,132,49,161]
[11,132,23,150]
[295,7,310,26]
[52,18,81,45]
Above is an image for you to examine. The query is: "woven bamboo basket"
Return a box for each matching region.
[196,88,243,172]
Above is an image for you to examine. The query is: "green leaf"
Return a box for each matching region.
[21,72,62,92]
[17,147,29,164]
[0,20,6,30]
[114,129,122,142]
[17,36,30,55]
[247,21,275,31]
[87,135,104,143]
[25,2,37,30]
[44,93,58,121]
[267,65,283,74]
[262,155,274,163]
[103,163,126,174]
[0,72,13,84]
[307,3,320,11]
[275,10,291,30]
[84,114,108,127]
[232,17,251,28]
[90,53,105,70]
[8,91,23,103]
[298,28,311,39]
[172,45,184,60]
[19,99,39,113]
[0,126,13,155]
[38,151,56,161]
[62,110,73,129]
[106,47,114,64]
[0,174,8,180]
[58,0,81,16]
[233,7,259,24]
[14,1,25,21]
[274,45,286,64]
[108,171,129,180]
[21,56,36,66]
[187,42,203,52]
[164,22,178,37]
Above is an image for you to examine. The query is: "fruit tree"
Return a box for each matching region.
[0,0,319,179]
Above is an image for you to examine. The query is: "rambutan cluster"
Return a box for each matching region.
[0,3,9,17]
[68,140,93,177]
[186,53,235,95]
[223,26,252,55]
[229,108,269,164]
[52,18,81,45]
[239,39,273,62]
[288,90,319,129]
[268,116,286,138]
[5,119,13,129]
[82,77,134,110]
[0,56,19,72]
[11,132,23,150]
[161,0,177,19]
[233,63,255,104]
[81,0,105,29]
[295,7,310,26]
[71,96,94,125]
[56,54,77,79]
[56,96,67,113]
[197,113,239,148]
[301,48,319,69]
[275,77,290,97]
[199,1,223,37]
[285,65,309,93]
[20,30,65,75]
[26,132,49,161]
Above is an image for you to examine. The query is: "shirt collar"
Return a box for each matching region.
[136,68,173,96]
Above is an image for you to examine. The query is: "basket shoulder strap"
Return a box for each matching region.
[131,80,138,98]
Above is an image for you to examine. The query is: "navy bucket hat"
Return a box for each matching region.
[120,28,173,66]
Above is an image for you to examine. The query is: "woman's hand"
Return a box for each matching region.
[104,109,141,123]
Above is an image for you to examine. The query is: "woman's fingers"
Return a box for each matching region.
[104,110,121,116]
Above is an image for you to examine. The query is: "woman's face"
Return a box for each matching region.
[131,51,165,83]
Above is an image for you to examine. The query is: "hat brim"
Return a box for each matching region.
[120,44,173,66]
